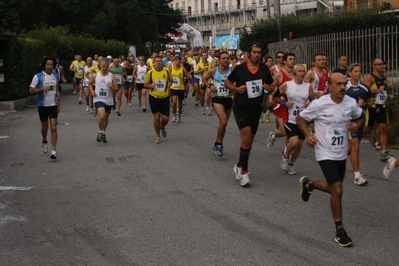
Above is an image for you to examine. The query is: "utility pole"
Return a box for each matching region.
[266,0,271,21]
[274,0,281,41]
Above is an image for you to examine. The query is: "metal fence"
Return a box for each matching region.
[268,25,399,94]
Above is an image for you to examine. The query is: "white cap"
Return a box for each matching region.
[107,55,112,59]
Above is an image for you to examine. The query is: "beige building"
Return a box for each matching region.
[345,0,399,10]
[170,0,339,46]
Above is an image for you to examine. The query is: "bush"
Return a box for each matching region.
[0,38,46,101]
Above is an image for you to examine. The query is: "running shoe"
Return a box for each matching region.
[129,103,132,107]
[90,107,94,114]
[112,102,116,110]
[266,132,276,150]
[233,164,242,180]
[281,154,289,171]
[265,113,270,123]
[200,109,204,115]
[299,176,312,202]
[213,144,223,157]
[241,173,250,187]
[42,141,48,153]
[143,107,147,113]
[155,136,161,144]
[381,151,392,161]
[116,111,121,116]
[172,115,176,123]
[206,108,211,116]
[85,106,90,112]
[73,89,77,94]
[50,150,57,160]
[259,117,263,123]
[192,91,195,97]
[177,114,181,123]
[79,98,82,104]
[161,128,167,138]
[335,228,353,247]
[138,98,141,107]
[195,101,199,106]
[354,174,368,186]
[101,134,107,143]
[374,142,382,151]
[287,165,297,175]
[96,133,102,142]
[183,100,186,106]
[383,156,396,180]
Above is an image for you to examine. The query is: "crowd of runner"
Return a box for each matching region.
[29,44,397,247]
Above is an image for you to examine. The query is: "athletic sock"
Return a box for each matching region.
[354,172,360,178]
[335,221,343,231]
[239,148,251,173]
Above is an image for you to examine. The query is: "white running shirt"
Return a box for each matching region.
[93,72,114,106]
[299,95,363,161]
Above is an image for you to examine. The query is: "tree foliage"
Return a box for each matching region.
[239,9,399,53]
[0,0,184,56]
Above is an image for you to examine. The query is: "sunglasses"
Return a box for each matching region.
[374,63,385,66]
[276,56,283,59]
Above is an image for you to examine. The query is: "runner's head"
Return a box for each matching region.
[86,57,93,67]
[293,64,306,80]
[328,73,347,102]
[265,56,273,68]
[372,58,386,74]
[283,53,296,68]
[42,56,56,74]
[347,63,361,82]
[338,56,348,69]
[275,51,284,65]
[154,55,163,70]
[100,58,110,73]
[219,52,230,67]
[246,42,263,64]
[313,53,326,69]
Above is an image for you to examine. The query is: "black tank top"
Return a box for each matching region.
[125,66,133,76]
[371,73,387,90]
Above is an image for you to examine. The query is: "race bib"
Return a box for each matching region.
[44,82,57,95]
[116,75,122,85]
[376,91,387,105]
[246,79,263,98]
[172,77,181,87]
[288,105,303,123]
[216,82,229,97]
[326,126,347,152]
[77,65,83,72]
[155,80,167,91]
[127,75,133,82]
[98,88,108,98]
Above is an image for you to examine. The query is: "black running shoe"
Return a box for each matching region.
[335,229,353,247]
[299,176,312,202]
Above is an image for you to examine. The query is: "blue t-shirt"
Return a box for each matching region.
[345,81,372,103]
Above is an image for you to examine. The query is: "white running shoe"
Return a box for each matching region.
[287,165,297,175]
[177,114,181,123]
[354,173,368,186]
[200,109,204,115]
[85,106,89,112]
[233,164,242,180]
[42,142,48,153]
[267,132,276,150]
[90,107,94,114]
[241,173,250,186]
[206,108,211,116]
[161,128,167,138]
[155,136,161,144]
[50,150,57,160]
[383,157,396,180]
[172,115,176,123]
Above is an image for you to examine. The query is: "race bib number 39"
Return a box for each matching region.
[44,82,57,94]
[246,79,263,98]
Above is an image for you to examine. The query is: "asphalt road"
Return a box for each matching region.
[0,85,398,265]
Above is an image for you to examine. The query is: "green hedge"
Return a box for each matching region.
[0,27,130,101]
[239,9,399,53]
[0,38,46,101]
